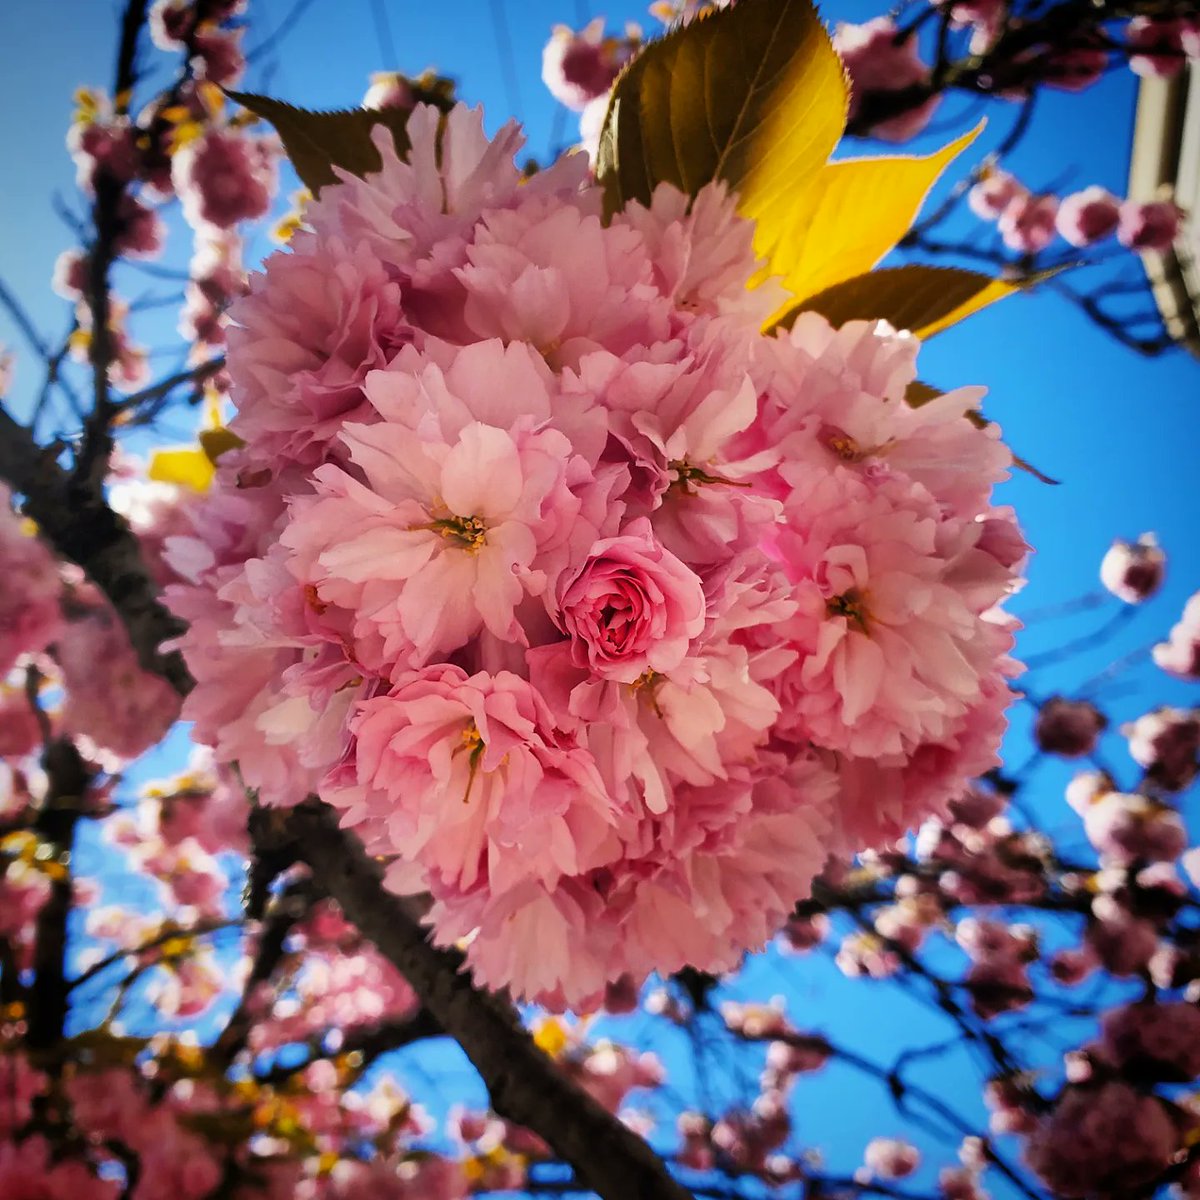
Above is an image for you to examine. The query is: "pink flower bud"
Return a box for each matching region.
[1117,199,1182,251]
[363,72,415,110]
[1154,591,1200,681]
[833,17,940,142]
[999,193,1059,254]
[1125,707,1200,792]
[864,1137,921,1179]
[1055,186,1121,246]
[1127,17,1186,78]
[968,170,1028,220]
[1100,532,1165,602]
[52,249,89,300]
[542,19,628,111]
[1034,696,1106,757]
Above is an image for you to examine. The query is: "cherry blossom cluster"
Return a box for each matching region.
[54,0,275,394]
[167,95,1025,1008]
[968,169,1184,257]
[544,3,1200,153]
[0,485,180,767]
[0,1030,475,1200]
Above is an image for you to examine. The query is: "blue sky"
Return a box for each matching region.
[1,1,1198,1195]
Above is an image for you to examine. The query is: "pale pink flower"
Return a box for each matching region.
[834,18,940,142]
[226,233,407,468]
[864,1137,921,1179]
[1055,185,1121,246]
[969,170,1028,220]
[56,597,180,761]
[1125,706,1199,792]
[776,470,1012,760]
[363,72,415,110]
[998,193,1059,254]
[1101,532,1165,602]
[284,391,583,669]
[542,19,630,111]
[1154,591,1200,680]
[0,487,63,674]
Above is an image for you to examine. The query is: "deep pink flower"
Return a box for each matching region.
[558,518,705,683]
[1117,198,1182,251]
[542,19,631,111]
[1055,186,1121,246]
[834,18,940,142]
[969,170,1028,220]
[999,193,1059,254]
[1034,696,1106,757]
[1024,1082,1177,1197]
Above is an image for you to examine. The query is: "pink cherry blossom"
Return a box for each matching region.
[557,519,705,683]
[1100,532,1165,602]
[1024,1082,1178,1197]
[998,193,1059,255]
[1055,186,1121,247]
[1117,198,1183,251]
[833,18,940,142]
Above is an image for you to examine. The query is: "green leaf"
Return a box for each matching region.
[226,91,423,195]
[596,0,849,223]
[777,264,1050,338]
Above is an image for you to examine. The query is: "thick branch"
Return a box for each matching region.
[27,738,92,1050]
[0,403,193,694]
[263,801,695,1200]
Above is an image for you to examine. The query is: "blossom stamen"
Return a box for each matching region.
[827,590,870,632]
[455,721,487,803]
[669,459,751,495]
[415,514,488,552]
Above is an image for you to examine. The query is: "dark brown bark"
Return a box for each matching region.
[261,802,696,1200]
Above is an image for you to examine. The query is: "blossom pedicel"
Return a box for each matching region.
[169,2,1025,1009]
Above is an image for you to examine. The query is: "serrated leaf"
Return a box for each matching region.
[596,0,849,224]
[907,385,1059,485]
[226,91,420,195]
[777,264,1050,338]
[760,123,982,317]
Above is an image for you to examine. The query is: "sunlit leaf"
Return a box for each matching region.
[761,123,982,314]
[596,0,849,225]
[148,447,215,494]
[777,264,1049,337]
[226,91,421,195]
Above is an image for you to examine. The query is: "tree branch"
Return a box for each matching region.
[259,800,695,1200]
[0,401,193,694]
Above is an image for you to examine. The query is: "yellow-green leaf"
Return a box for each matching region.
[148,447,215,494]
[198,427,244,463]
[226,91,422,195]
[596,0,849,223]
[776,264,1046,337]
[760,123,982,312]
